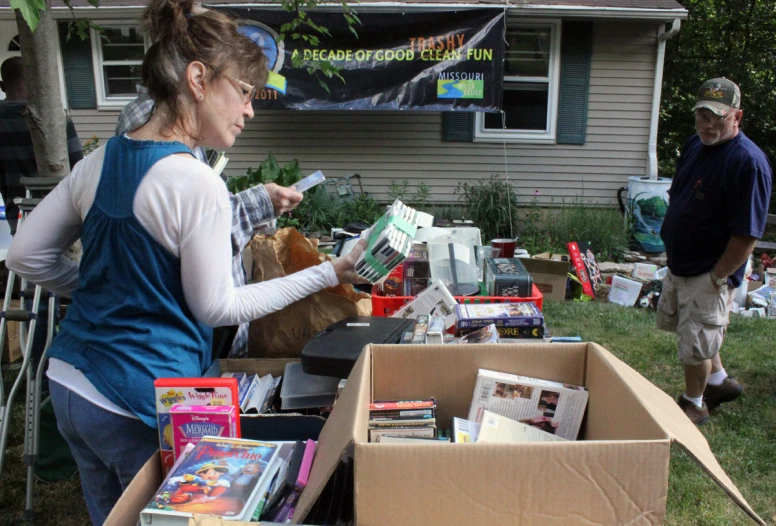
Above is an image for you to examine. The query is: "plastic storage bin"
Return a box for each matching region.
[370,283,544,317]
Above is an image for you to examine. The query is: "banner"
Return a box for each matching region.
[222,8,505,111]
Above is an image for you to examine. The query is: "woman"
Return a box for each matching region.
[6,0,364,522]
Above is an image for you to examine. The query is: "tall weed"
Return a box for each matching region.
[455,175,520,242]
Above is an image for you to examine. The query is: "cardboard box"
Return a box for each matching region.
[105,358,326,526]
[107,347,763,526]
[2,300,22,364]
[520,258,570,302]
[295,344,762,525]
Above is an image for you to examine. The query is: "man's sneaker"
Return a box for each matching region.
[704,376,743,411]
[677,396,710,426]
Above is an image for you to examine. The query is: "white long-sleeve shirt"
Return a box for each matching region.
[7,142,339,417]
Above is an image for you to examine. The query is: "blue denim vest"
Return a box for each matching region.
[50,135,213,427]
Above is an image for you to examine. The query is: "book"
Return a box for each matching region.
[452,417,481,443]
[379,435,450,444]
[476,410,568,444]
[141,436,282,524]
[369,426,437,442]
[467,369,589,440]
[211,152,229,178]
[368,418,437,428]
[370,399,436,411]
[455,302,544,331]
[154,378,240,474]
[369,408,435,420]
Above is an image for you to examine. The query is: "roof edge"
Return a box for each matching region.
[0,2,688,21]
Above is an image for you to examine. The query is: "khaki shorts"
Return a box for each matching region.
[656,270,734,365]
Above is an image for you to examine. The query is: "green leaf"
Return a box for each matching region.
[280,159,302,187]
[260,152,281,182]
[11,0,45,32]
[318,77,331,94]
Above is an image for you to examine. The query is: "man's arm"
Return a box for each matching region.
[712,236,758,283]
[230,183,303,256]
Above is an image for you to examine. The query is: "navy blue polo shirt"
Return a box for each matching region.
[661,132,772,288]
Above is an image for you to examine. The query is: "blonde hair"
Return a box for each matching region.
[140,0,268,133]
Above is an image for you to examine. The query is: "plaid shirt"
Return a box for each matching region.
[116,87,274,357]
[0,101,83,233]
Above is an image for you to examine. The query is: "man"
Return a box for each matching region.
[0,57,83,233]
[116,86,302,358]
[657,78,772,425]
[0,56,83,377]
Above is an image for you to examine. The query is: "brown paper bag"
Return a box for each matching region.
[247,228,372,358]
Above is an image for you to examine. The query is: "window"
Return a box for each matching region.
[8,34,20,52]
[91,26,148,107]
[475,20,560,144]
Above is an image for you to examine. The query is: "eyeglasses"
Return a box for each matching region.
[693,109,736,124]
[225,75,257,104]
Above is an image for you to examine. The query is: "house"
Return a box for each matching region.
[0,0,688,206]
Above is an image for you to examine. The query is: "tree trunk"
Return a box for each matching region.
[16,1,70,179]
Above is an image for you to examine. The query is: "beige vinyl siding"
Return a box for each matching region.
[69,20,658,207]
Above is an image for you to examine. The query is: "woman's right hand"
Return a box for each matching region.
[331,239,368,284]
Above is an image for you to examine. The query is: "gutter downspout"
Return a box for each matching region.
[647,18,681,180]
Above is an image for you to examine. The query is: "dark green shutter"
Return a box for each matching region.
[442,112,474,142]
[556,22,593,145]
[59,23,96,109]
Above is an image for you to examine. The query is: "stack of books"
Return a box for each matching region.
[368,399,437,442]
[354,199,423,283]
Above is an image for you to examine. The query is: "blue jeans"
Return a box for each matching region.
[50,381,159,525]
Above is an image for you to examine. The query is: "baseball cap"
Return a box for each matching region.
[693,78,741,116]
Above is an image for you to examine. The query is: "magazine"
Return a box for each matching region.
[140,436,281,525]
[467,369,589,440]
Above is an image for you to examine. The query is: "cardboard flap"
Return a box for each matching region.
[294,344,371,523]
[589,343,765,525]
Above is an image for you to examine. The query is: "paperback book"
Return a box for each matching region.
[468,369,589,440]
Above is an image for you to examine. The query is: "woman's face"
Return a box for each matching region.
[197,70,255,150]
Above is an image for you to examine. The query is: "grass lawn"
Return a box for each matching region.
[1,300,775,525]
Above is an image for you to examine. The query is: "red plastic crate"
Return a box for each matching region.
[370,284,543,317]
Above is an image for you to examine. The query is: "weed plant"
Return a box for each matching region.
[455,175,520,242]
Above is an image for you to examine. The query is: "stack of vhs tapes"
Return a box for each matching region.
[355,199,421,283]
